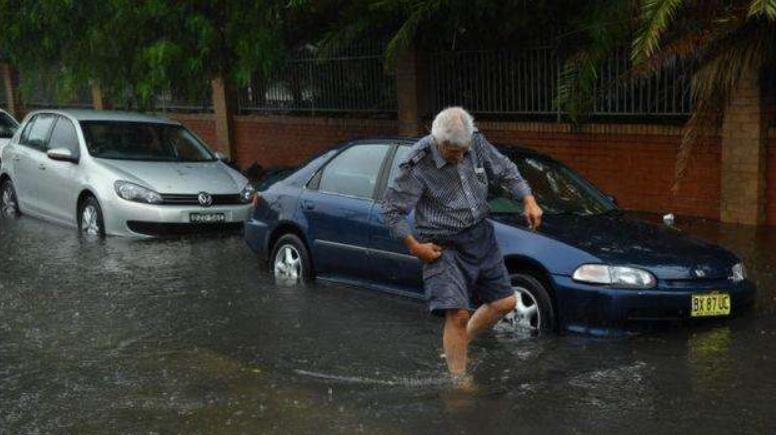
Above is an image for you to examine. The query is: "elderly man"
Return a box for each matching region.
[382,107,542,377]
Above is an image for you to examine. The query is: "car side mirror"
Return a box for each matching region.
[47,147,78,163]
[214,151,228,162]
[606,194,618,206]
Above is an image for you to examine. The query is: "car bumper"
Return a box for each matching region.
[551,275,756,335]
[244,217,271,261]
[103,197,252,237]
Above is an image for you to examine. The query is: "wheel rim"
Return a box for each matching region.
[273,244,302,285]
[1,184,17,217]
[81,205,100,235]
[498,286,541,333]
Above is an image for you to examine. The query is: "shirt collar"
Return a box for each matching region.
[430,139,448,169]
[429,137,471,169]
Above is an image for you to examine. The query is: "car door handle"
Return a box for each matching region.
[302,200,315,210]
[38,163,46,171]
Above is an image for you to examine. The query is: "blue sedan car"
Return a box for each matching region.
[245,138,755,335]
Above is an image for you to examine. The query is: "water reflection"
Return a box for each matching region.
[1,214,775,433]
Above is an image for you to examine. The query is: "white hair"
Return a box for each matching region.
[431,107,475,149]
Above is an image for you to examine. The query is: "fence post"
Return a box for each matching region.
[395,46,428,136]
[719,64,767,225]
[1,63,23,119]
[211,75,236,162]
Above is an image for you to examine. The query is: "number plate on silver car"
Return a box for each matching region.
[189,213,226,224]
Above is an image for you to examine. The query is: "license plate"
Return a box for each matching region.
[189,213,225,224]
[691,292,731,317]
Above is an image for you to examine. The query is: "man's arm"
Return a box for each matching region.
[477,134,543,230]
[381,164,442,263]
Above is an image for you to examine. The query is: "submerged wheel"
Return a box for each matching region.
[271,233,313,285]
[0,179,20,217]
[78,196,105,236]
[496,273,555,335]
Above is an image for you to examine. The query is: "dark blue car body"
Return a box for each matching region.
[245,138,756,335]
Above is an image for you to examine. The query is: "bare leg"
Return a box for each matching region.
[466,294,516,340]
[443,309,471,375]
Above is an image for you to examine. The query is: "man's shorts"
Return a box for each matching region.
[422,219,514,315]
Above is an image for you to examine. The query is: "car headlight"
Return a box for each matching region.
[114,181,162,204]
[572,264,657,288]
[240,183,256,203]
[731,262,746,282]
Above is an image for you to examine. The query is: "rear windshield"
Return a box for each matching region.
[80,121,215,162]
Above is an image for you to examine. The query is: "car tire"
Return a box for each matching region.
[497,273,556,335]
[78,196,105,236]
[0,178,21,217]
[271,233,313,285]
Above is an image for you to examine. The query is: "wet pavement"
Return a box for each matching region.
[1,214,775,434]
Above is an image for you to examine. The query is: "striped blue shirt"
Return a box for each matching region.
[382,132,532,241]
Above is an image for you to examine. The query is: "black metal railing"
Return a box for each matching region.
[237,43,397,115]
[429,47,692,119]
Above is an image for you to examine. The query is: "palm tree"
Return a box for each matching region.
[631,0,776,188]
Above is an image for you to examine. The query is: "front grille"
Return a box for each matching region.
[160,193,243,206]
[127,221,244,236]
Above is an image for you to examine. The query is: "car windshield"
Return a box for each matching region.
[80,121,215,162]
[489,153,616,216]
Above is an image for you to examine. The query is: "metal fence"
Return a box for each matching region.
[429,47,692,119]
[237,44,397,115]
[153,87,213,113]
[18,70,93,110]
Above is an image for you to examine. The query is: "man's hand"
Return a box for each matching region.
[404,235,443,263]
[523,195,543,230]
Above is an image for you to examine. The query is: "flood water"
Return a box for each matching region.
[1,214,775,434]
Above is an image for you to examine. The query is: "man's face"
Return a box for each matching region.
[438,141,468,164]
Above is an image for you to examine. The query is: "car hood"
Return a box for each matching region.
[94,159,247,194]
[524,213,738,280]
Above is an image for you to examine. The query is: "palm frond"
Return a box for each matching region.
[384,0,448,68]
[748,0,776,20]
[672,23,768,190]
[632,0,686,62]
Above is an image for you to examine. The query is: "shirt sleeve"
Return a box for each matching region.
[381,163,425,240]
[478,134,532,200]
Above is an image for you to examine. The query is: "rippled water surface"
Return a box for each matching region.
[1,215,775,433]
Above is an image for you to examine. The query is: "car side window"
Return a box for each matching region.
[20,114,55,152]
[318,144,390,199]
[0,113,17,139]
[48,117,81,157]
[387,146,411,185]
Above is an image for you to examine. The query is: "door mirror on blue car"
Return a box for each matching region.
[214,151,228,162]
[606,194,618,206]
[47,147,78,163]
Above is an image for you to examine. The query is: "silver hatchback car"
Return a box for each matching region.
[0,110,253,237]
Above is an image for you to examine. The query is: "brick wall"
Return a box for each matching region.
[478,122,722,219]
[168,113,218,151]
[231,115,398,169]
[719,66,767,224]
[173,113,733,221]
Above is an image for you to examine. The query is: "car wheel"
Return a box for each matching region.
[496,273,555,335]
[0,179,20,217]
[78,196,105,236]
[271,234,313,286]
